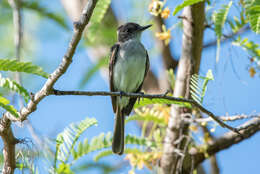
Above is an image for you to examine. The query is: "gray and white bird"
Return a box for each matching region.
[109,22,151,155]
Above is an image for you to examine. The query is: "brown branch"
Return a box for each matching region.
[192,117,260,168]
[50,89,240,134]
[8,0,24,108]
[17,0,98,122]
[203,25,250,49]
[1,0,23,173]
[161,2,206,173]
[0,1,98,173]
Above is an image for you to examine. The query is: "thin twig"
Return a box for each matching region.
[193,117,260,168]
[1,0,23,173]
[195,114,260,123]
[0,1,99,174]
[50,89,241,134]
[8,0,24,108]
[203,25,250,48]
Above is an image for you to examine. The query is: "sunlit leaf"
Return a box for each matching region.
[245,0,260,34]
[0,59,49,78]
[134,98,192,108]
[212,1,232,62]
[0,95,19,118]
[173,0,204,16]
[86,0,112,42]
[55,118,97,163]
[0,74,30,103]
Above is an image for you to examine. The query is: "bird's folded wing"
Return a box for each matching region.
[109,43,120,113]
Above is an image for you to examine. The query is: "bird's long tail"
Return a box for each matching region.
[112,107,125,155]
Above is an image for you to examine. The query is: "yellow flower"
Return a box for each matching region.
[189,125,198,132]
[155,30,171,45]
[249,67,256,77]
[148,0,163,16]
[161,7,170,19]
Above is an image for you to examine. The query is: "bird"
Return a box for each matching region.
[109,22,151,155]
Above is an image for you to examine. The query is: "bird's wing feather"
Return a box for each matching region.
[123,50,150,115]
[109,44,120,113]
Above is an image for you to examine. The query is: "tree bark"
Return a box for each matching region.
[161,2,205,174]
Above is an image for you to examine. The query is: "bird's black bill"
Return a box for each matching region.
[140,24,152,31]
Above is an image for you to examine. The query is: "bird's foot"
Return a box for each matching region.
[119,91,126,99]
[163,90,170,97]
[137,92,145,104]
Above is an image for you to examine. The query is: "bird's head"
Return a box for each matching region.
[117,22,152,42]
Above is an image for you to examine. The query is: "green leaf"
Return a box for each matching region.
[125,134,157,148]
[72,132,112,161]
[245,0,260,34]
[167,69,175,90]
[21,1,69,30]
[0,95,19,118]
[79,57,109,88]
[55,118,97,163]
[0,59,49,78]
[212,1,232,62]
[94,148,141,161]
[126,114,166,126]
[93,150,113,162]
[232,37,260,60]
[134,98,192,109]
[0,74,30,103]
[57,163,74,174]
[190,70,214,105]
[86,0,112,42]
[173,0,204,16]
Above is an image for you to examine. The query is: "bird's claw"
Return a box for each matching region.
[163,90,170,97]
[137,92,144,104]
[119,91,126,99]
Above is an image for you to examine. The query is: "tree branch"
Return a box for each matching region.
[17,0,98,122]
[203,25,250,49]
[192,117,260,168]
[0,1,98,173]
[50,89,240,134]
[1,0,23,173]
[161,2,206,173]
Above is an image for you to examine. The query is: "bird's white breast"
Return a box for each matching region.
[113,39,146,107]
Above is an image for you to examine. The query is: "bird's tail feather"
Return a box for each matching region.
[112,108,125,155]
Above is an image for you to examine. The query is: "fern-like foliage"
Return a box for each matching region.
[55,118,97,164]
[0,95,19,118]
[244,0,260,34]
[173,0,204,16]
[212,1,232,62]
[190,70,214,105]
[228,13,247,33]
[126,114,166,126]
[93,134,158,161]
[134,98,192,109]
[71,132,112,161]
[0,74,30,103]
[233,37,260,60]
[0,59,49,78]
[86,0,112,42]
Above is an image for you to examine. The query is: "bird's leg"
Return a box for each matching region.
[137,92,144,104]
[119,91,126,99]
[163,90,170,97]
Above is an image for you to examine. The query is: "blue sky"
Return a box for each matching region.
[1,0,260,173]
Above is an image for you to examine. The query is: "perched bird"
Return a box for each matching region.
[109,22,151,155]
